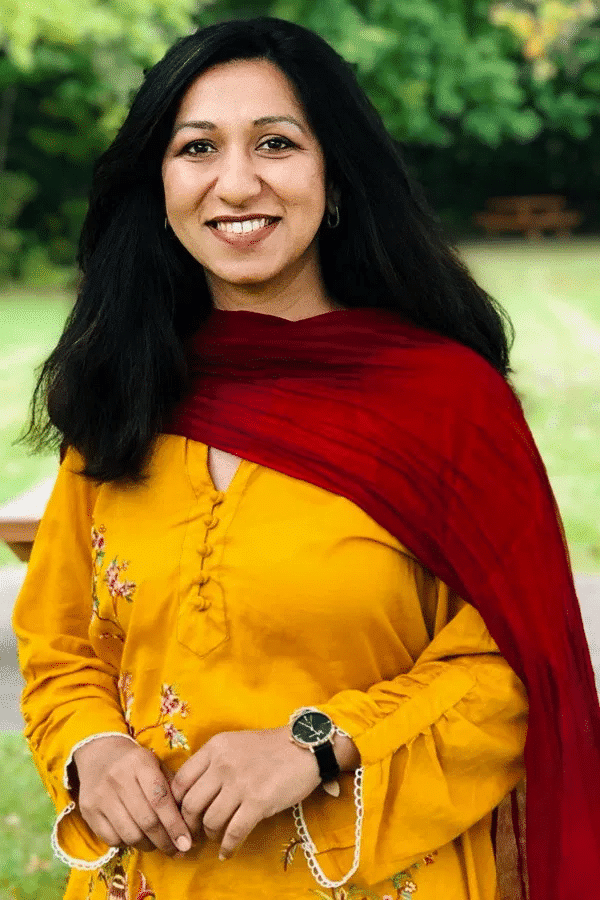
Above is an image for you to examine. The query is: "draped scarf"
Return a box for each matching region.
[165,305,600,899]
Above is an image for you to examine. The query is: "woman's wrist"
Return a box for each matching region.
[331,732,361,772]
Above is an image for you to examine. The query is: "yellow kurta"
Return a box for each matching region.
[13,437,528,900]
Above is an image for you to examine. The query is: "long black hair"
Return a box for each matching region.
[25,16,514,484]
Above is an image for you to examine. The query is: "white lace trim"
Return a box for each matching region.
[51,803,120,870]
[63,731,138,790]
[292,722,364,888]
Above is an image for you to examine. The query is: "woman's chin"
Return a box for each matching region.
[206,263,289,288]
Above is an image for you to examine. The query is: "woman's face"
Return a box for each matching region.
[162,58,331,291]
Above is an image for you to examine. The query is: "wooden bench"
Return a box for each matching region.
[475,195,582,239]
[0,476,56,562]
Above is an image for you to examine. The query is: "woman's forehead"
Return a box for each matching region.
[174,58,308,128]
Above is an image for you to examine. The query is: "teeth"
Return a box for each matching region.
[215,218,273,233]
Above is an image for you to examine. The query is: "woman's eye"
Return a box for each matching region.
[182,140,213,155]
[178,137,295,156]
[260,137,295,151]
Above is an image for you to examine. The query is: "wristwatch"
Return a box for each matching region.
[288,706,341,796]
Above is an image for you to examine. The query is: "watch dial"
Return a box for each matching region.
[293,711,333,744]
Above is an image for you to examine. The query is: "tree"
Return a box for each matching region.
[0,0,204,281]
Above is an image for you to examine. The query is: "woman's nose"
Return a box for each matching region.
[214,148,262,204]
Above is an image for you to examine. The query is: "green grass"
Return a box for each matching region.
[0,289,72,567]
[459,238,600,574]
[0,240,599,575]
[0,733,68,899]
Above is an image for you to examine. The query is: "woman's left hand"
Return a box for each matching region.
[170,726,322,860]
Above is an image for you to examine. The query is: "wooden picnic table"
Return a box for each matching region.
[0,476,56,562]
[475,194,582,239]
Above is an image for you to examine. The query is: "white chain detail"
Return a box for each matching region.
[63,731,138,790]
[51,803,120,870]
[292,724,364,888]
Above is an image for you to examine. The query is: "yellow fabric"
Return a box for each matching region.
[13,437,528,900]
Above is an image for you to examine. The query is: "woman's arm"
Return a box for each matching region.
[298,586,528,887]
[12,448,189,866]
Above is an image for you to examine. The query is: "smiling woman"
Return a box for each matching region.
[13,14,600,900]
[161,57,339,317]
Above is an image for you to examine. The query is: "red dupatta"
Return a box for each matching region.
[165,305,600,899]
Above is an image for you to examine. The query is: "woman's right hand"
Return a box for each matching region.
[73,735,193,857]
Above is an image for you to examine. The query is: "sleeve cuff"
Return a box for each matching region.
[50,731,138,868]
[63,731,138,791]
[51,803,121,870]
[317,667,476,767]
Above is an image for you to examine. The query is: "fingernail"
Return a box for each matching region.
[218,852,228,861]
[176,835,192,852]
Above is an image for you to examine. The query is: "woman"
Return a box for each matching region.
[13,16,600,900]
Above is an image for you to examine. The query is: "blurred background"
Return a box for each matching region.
[1,1,599,896]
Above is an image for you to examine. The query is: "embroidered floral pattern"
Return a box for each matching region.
[160,683,191,718]
[390,850,439,900]
[292,847,439,900]
[118,671,191,749]
[163,722,190,750]
[136,872,156,899]
[104,559,137,605]
[94,849,131,899]
[83,848,155,899]
[118,671,134,731]
[90,524,136,641]
[281,836,304,871]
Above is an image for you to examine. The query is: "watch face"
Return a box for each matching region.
[292,711,333,745]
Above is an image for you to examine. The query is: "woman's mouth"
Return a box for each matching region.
[207,217,281,247]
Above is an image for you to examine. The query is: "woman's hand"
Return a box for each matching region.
[170,726,322,860]
[73,735,192,857]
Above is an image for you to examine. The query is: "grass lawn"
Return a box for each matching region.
[0,289,72,567]
[2,238,599,573]
[459,237,600,574]
[0,733,68,900]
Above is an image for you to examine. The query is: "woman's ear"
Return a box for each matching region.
[326,184,341,214]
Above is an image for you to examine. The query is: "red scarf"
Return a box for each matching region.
[166,306,600,899]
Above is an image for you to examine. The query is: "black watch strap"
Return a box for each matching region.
[314,740,341,782]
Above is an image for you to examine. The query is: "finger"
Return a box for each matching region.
[107,796,149,849]
[138,767,193,853]
[200,789,241,844]
[218,803,261,860]
[171,752,210,805]
[125,782,181,855]
[180,779,223,837]
[93,812,122,848]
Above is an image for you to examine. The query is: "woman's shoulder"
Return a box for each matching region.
[363,317,517,413]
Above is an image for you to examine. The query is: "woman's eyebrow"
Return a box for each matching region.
[172,115,307,135]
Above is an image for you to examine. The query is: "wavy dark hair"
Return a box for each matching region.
[25,16,514,484]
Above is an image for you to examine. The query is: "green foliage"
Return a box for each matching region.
[195,0,600,230]
[0,172,36,279]
[0,0,207,283]
[0,732,67,900]
[0,0,599,282]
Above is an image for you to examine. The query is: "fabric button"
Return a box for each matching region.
[209,491,225,505]
[203,515,219,529]
[198,544,213,558]
[196,597,212,611]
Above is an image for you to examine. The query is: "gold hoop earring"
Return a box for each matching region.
[326,204,340,229]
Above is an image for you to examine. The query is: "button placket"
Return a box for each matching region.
[177,450,256,659]
[195,493,224,612]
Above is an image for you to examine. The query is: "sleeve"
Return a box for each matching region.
[294,584,528,888]
[11,447,135,868]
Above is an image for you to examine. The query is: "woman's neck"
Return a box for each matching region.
[204,257,343,321]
